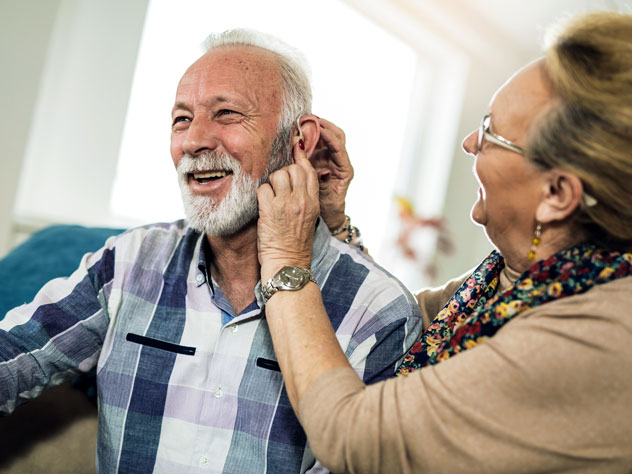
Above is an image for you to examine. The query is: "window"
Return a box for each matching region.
[111,0,419,271]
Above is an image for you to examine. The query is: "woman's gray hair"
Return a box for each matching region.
[202,29,312,137]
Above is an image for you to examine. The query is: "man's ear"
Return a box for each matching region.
[535,170,584,224]
[296,115,320,159]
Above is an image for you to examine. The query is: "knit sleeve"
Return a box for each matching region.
[299,278,632,473]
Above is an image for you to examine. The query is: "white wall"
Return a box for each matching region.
[0,0,61,255]
[5,0,148,254]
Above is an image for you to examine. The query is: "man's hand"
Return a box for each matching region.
[309,118,353,231]
[257,140,320,282]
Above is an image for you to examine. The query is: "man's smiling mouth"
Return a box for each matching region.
[191,170,233,184]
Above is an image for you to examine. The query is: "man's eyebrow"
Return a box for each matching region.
[171,96,240,114]
[211,95,244,107]
[172,102,192,114]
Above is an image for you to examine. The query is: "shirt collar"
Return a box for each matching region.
[195,234,213,291]
[194,217,329,306]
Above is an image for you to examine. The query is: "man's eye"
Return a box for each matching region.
[218,109,237,116]
[172,116,190,125]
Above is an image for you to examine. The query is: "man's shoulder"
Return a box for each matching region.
[319,235,422,374]
[114,219,195,244]
[319,235,420,315]
[107,219,202,262]
[322,235,411,289]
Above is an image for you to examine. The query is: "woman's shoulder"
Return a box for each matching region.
[501,276,632,366]
[523,275,632,323]
[414,271,471,329]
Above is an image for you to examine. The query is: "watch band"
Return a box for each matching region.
[261,266,316,305]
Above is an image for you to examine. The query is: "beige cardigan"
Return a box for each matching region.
[299,270,632,473]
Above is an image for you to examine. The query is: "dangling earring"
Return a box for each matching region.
[527,223,542,260]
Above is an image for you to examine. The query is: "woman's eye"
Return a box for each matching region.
[218,109,237,116]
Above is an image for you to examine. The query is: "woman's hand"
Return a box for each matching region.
[309,118,354,232]
[257,141,320,282]
[257,139,352,410]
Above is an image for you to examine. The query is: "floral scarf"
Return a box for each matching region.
[396,243,632,376]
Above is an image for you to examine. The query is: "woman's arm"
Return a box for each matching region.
[257,139,358,411]
[264,283,354,411]
[298,280,632,473]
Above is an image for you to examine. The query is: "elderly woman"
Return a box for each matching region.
[256,11,632,474]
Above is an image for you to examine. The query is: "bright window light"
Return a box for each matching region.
[111,0,417,254]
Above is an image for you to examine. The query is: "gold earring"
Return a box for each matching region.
[527,223,542,260]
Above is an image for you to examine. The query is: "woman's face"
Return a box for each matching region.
[462,59,556,270]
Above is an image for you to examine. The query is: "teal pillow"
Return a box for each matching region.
[0,225,124,319]
[0,225,125,404]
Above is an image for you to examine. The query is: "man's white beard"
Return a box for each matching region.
[177,134,292,237]
[177,152,259,236]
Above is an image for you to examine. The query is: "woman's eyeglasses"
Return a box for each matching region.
[477,113,526,155]
[476,113,597,207]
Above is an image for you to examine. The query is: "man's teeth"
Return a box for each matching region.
[193,171,228,179]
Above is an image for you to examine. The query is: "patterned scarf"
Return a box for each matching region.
[396,243,632,375]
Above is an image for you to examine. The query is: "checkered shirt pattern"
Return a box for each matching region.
[0,219,421,473]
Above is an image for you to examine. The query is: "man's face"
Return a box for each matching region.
[170,46,286,235]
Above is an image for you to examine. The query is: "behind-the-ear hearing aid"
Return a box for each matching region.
[292,116,304,146]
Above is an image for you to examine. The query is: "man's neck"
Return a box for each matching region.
[206,222,261,315]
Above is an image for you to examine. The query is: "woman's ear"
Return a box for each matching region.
[295,115,320,159]
[535,170,584,224]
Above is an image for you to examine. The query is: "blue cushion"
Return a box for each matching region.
[0,225,124,319]
[0,225,125,404]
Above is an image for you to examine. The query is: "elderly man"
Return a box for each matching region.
[0,30,421,473]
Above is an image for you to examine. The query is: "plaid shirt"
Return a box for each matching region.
[0,219,421,473]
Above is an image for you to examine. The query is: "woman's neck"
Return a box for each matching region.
[503,222,586,273]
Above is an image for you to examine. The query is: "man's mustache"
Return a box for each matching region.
[177,152,241,175]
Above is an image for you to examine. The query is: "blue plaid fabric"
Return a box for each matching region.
[0,219,421,473]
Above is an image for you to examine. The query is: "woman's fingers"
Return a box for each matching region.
[256,182,274,203]
[292,141,320,198]
[312,120,352,177]
[264,141,319,199]
[319,119,346,148]
[305,117,352,231]
[318,117,346,141]
[318,121,349,161]
[268,167,292,196]
[257,140,320,280]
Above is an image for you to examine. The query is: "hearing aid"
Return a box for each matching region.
[292,116,304,146]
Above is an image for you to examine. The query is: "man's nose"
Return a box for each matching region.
[461,129,478,157]
[181,118,219,156]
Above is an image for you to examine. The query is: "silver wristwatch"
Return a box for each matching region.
[261,266,316,305]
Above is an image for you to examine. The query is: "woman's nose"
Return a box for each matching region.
[461,129,478,157]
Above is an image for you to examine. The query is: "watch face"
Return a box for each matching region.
[274,266,308,289]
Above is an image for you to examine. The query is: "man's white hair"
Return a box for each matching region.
[202,29,312,136]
